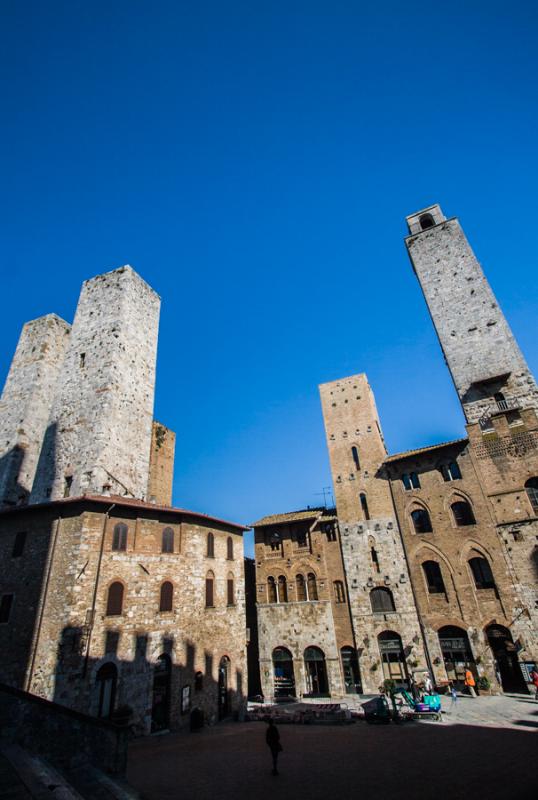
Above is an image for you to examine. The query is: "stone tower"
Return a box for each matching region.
[0,315,71,507]
[319,374,427,693]
[31,266,160,502]
[405,205,538,424]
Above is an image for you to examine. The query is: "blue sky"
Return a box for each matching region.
[2,1,537,556]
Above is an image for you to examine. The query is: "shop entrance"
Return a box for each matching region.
[272,647,296,698]
[304,647,329,697]
[438,626,475,690]
[486,624,527,693]
[378,631,409,688]
[341,646,361,694]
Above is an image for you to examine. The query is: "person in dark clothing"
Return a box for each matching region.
[265,718,282,775]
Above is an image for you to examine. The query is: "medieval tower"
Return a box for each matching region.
[30,266,160,503]
[319,374,428,693]
[0,315,71,507]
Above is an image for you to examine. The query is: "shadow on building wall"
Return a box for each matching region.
[0,445,31,508]
[53,626,245,735]
[244,558,262,697]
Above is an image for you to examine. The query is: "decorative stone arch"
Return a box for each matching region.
[444,490,476,527]
[413,543,456,578]
[431,616,469,633]
[367,535,377,548]
[406,499,433,535]
[458,538,496,567]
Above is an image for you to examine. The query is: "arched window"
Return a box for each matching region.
[267,576,277,603]
[307,573,318,601]
[296,574,307,601]
[411,508,433,534]
[360,493,370,520]
[441,462,462,481]
[422,561,446,594]
[525,477,538,513]
[452,500,476,526]
[351,446,360,470]
[159,581,173,612]
[205,571,215,607]
[469,557,495,589]
[162,527,174,553]
[207,532,215,558]
[277,575,288,603]
[272,647,295,697]
[96,663,117,718]
[106,582,124,616]
[334,580,346,603]
[112,523,128,551]
[370,587,396,613]
[419,213,435,230]
[227,536,234,560]
[227,573,235,606]
[304,647,329,696]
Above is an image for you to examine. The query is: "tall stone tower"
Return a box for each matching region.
[319,374,427,693]
[31,266,160,502]
[0,315,71,507]
[405,205,538,424]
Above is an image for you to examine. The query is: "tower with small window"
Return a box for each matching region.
[319,374,427,692]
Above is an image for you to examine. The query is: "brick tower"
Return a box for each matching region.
[0,315,71,507]
[319,374,427,693]
[31,266,160,502]
[405,205,538,424]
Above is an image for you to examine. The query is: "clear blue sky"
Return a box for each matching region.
[2,1,537,556]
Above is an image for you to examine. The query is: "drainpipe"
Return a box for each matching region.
[386,472,436,682]
[26,513,63,692]
[83,503,115,677]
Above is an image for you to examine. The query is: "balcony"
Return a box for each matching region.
[494,397,520,413]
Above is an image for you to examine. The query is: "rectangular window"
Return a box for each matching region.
[205,578,214,608]
[0,594,14,624]
[227,579,234,606]
[12,531,27,558]
[64,476,73,498]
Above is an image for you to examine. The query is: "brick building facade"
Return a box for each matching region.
[0,266,247,732]
[253,205,537,699]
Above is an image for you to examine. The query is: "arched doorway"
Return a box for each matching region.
[438,626,475,690]
[486,624,527,693]
[378,631,409,688]
[218,656,231,719]
[151,654,172,732]
[272,647,296,698]
[96,662,117,718]
[341,646,361,694]
[304,647,329,697]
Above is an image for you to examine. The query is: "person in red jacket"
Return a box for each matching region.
[529,666,538,700]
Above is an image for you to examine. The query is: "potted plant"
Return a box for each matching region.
[477,676,491,694]
[383,678,397,696]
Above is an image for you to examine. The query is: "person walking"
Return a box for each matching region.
[265,718,282,775]
[529,666,538,700]
[449,682,458,712]
[464,668,477,698]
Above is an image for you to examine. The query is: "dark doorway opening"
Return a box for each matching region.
[486,624,528,694]
[96,662,117,718]
[341,646,361,694]
[218,656,231,719]
[151,654,171,732]
[378,631,409,689]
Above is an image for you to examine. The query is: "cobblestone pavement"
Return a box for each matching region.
[128,695,537,800]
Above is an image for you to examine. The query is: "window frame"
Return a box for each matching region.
[161,527,174,554]
[410,507,433,534]
[422,560,446,595]
[106,581,124,616]
[370,587,396,613]
[0,593,14,624]
[112,523,128,552]
[12,531,27,558]
[451,500,476,527]
[159,580,174,612]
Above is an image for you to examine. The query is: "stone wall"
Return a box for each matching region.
[31,266,160,503]
[0,315,70,507]
[405,207,538,423]
[0,499,247,733]
[147,421,176,506]
[0,682,128,775]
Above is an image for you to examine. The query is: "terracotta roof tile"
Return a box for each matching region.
[384,437,468,464]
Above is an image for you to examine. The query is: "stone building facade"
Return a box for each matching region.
[253,508,360,699]
[0,265,248,731]
[0,497,246,732]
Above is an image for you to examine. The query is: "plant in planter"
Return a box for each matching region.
[370,662,379,672]
[477,676,491,691]
[383,678,397,696]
